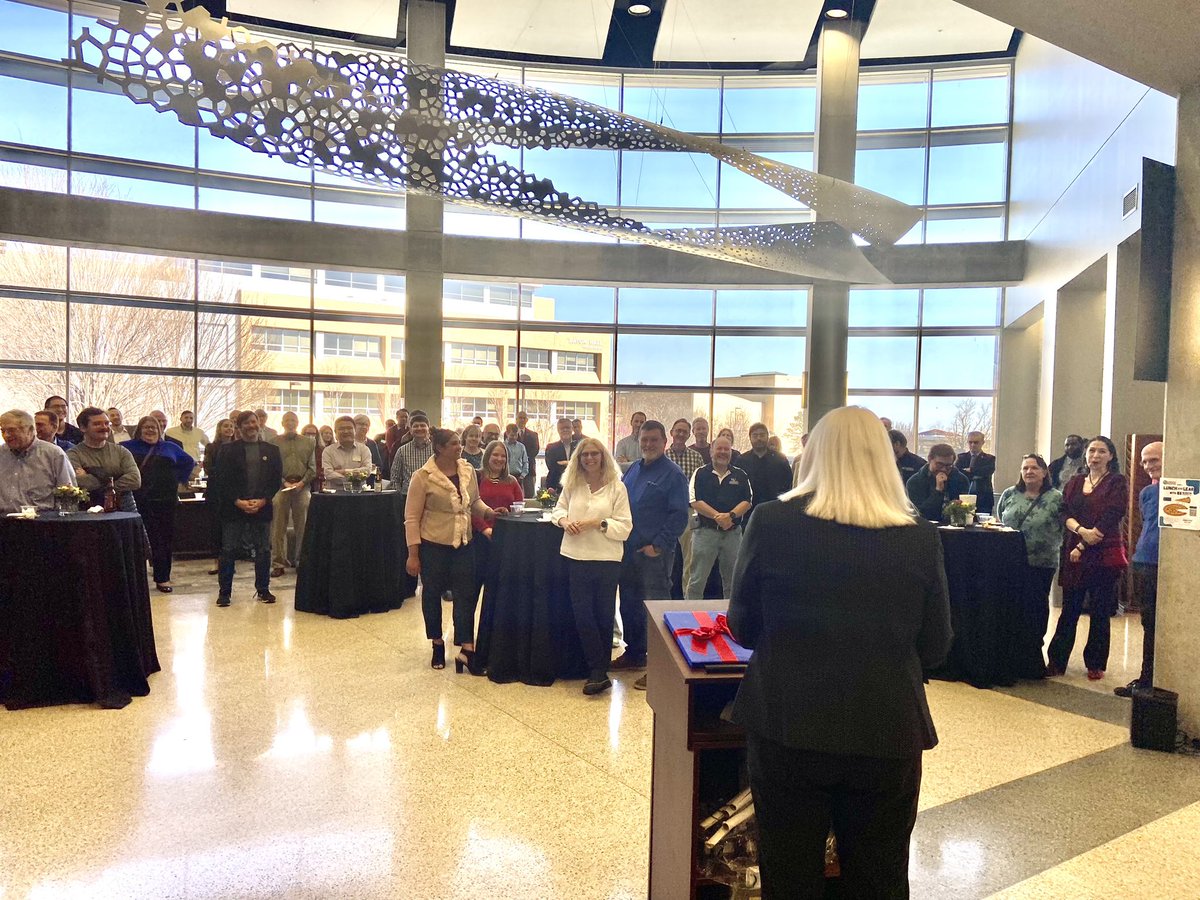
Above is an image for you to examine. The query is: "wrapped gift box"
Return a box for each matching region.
[663,610,753,667]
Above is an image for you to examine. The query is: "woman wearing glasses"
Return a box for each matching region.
[995,454,1065,678]
[551,437,632,696]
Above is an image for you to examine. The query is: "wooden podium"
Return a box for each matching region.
[644,600,748,900]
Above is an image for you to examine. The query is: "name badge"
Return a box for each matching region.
[728,477,740,485]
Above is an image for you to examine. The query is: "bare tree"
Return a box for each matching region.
[714,405,753,451]
[783,409,807,454]
[943,399,994,450]
[0,240,276,429]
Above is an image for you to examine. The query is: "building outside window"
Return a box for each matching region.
[252,326,310,354]
[319,332,382,360]
[448,342,500,366]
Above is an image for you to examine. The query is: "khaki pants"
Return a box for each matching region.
[272,485,310,567]
[677,523,694,592]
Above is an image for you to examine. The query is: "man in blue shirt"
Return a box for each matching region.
[1116,441,1163,698]
[613,420,690,673]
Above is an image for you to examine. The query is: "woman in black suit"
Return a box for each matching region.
[728,406,952,899]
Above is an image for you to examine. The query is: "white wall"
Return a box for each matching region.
[1000,35,1175,463]
[1006,36,1177,325]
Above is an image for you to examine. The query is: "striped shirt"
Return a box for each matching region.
[390,438,434,494]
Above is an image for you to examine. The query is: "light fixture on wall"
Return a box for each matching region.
[628,2,652,16]
[825,1,850,18]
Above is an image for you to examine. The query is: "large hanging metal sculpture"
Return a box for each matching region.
[70,0,920,282]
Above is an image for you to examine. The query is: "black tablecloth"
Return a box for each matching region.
[932,526,1029,689]
[0,511,160,710]
[174,496,218,558]
[294,490,404,618]
[475,514,588,686]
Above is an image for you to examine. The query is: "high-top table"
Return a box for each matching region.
[474,513,587,686]
[933,525,1030,688]
[294,489,404,618]
[0,511,160,710]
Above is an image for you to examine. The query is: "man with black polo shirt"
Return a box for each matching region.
[686,434,752,599]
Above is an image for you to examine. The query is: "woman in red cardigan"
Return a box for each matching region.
[1047,435,1129,680]
[473,440,524,585]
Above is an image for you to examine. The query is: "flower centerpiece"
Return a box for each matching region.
[535,486,558,510]
[344,468,371,494]
[53,484,88,515]
[945,499,973,527]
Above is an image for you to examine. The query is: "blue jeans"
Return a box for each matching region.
[218,519,273,597]
[686,525,742,600]
[618,544,674,661]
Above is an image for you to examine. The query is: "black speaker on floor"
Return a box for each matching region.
[1130,687,1178,752]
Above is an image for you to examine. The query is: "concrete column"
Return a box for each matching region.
[994,308,1042,480]
[1157,86,1200,734]
[403,0,446,421]
[1048,279,1106,445]
[806,19,861,427]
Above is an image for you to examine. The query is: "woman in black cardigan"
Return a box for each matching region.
[728,406,952,899]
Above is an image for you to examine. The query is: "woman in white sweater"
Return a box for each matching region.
[551,436,633,695]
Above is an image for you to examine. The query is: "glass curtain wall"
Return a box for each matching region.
[446,59,1011,244]
[440,280,809,484]
[0,0,407,227]
[0,240,405,440]
[0,0,1008,242]
[0,0,1004,469]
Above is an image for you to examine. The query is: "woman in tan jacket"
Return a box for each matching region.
[405,428,495,672]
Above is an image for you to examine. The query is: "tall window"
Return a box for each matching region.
[847,287,1000,453]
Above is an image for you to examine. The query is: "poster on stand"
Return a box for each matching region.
[1158,478,1200,531]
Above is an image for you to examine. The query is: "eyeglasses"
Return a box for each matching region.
[579,451,602,458]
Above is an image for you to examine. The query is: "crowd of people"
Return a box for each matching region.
[0,395,1168,895]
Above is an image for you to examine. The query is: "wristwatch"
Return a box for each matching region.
[600,519,608,533]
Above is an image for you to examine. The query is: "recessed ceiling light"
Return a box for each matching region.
[825,7,849,18]
[628,3,652,15]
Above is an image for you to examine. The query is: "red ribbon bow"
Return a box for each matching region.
[674,612,738,662]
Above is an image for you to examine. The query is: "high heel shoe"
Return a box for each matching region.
[430,643,445,670]
[454,648,485,676]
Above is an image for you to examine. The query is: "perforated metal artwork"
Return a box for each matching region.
[69,0,920,281]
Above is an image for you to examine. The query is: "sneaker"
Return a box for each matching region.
[1087,669,1105,681]
[1114,679,1144,698]
[256,591,277,604]
[610,652,646,671]
[583,676,612,696]
[216,596,231,607]
[633,674,647,691]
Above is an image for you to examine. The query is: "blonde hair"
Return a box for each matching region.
[782,406,916,528]
[561,437,619,491]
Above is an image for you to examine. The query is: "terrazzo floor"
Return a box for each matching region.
[3,560,1197,899]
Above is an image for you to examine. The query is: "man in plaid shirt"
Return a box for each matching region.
[666,418,705,596]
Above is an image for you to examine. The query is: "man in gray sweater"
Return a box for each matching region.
[67,407,140,511]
